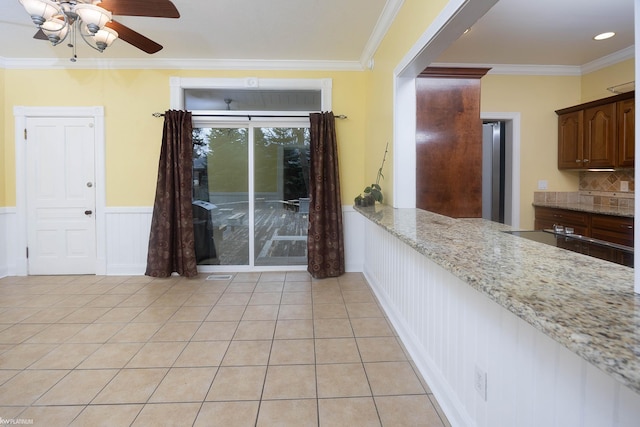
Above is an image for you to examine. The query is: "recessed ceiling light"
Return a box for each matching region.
[594,32,615,41]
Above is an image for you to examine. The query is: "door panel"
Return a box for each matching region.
[192,127,250,266]
[253,127,309,267]
[26,117,96,275]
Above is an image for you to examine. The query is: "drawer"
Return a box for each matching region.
[534,207,589,235]
[590,214,634,247]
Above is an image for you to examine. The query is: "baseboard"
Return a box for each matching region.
[106,264,147,276]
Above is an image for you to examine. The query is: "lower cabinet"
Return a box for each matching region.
[534,206,634,247]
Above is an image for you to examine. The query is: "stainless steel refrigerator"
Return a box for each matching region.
[482,121,505,223]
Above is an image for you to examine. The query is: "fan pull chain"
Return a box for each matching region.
[68,19,77,62]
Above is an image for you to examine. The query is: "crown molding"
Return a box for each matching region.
[0,57,365,71]
[580,45,635,74]
[431,46,634,77]
[359,0,404,70]
[0,45,632,75]
[432,62,582,76]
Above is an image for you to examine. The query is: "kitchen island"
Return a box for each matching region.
[355,204,639,427]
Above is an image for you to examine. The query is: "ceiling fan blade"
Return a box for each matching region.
[98,0,180,18]
[107,20,163,54]
[34,29,48,40]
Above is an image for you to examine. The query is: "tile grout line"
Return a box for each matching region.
[341,277,385,427]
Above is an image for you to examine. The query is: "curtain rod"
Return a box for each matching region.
[152,112,347,120]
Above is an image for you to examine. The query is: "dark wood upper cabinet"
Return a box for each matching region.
[557,110,584,169]
[617,97,635,167]
[556,91,634,170]
[416,67,490,218]
[584,103,616,168]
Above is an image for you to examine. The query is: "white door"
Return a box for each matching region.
[26,117,97,275]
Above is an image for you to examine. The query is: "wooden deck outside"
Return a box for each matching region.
[197,203,309,266]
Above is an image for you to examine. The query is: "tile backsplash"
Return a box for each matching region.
[579,170,634,193]
[534,170,635,209]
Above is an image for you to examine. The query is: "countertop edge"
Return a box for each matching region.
[532,201,634,218]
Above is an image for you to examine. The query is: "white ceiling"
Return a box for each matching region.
[0,0,635,70]
[435,0,635,68]
[0,0,388,65]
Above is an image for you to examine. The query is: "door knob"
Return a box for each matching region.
[87,182,93,188]
[84,210,93,215]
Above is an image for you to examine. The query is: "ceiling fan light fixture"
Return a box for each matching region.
[19,0,178,60]
[19,0,61,26]
[594,32,615,41]
[74,3,112,34]
[41,16,69,44]
[94,26,118,51]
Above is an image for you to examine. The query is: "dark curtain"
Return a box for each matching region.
[145,110,198,278]
[307,112,345,278]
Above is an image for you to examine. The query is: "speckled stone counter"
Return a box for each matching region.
[354,204,640,394]
[532,201,635,218]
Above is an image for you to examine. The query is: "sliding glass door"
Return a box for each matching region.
[192,127,250,265]
[254,127,310,266]
[192,122,310,268]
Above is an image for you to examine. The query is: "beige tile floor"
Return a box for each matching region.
[0,271,450,427]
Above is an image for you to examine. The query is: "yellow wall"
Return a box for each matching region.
[480,74,582,228]
[581,58,635,102]
[1,69,366,207]
[363,0,449,204]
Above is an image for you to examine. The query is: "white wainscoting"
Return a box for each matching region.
[342,206,364,272]
[1,205,363,277]
[105,207,153,275]
[0,208,17,278]
[104,206,362,276]
[362,218,640,427]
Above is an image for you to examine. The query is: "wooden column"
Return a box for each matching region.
[416,67,489,218]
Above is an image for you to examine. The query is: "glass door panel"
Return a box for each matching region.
[253,127,310,266]
[192,127,249,265]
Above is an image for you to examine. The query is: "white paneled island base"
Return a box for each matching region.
[358,206,640,427]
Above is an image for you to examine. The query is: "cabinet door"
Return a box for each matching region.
[557,111,583,169]
[584,103,616,168]
[617,98,635,167]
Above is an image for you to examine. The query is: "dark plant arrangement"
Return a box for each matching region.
[355,142,388,207]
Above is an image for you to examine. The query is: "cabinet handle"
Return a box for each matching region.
[583,159,589,163]
[575,159,581,163]
[622,225,633,229]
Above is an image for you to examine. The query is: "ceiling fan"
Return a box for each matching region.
[18,0,180,61]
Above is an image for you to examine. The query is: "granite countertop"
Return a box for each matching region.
[355,204,640,394]
[532,200,635,218]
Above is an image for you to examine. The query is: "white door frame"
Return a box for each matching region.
[13,106,107,275]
